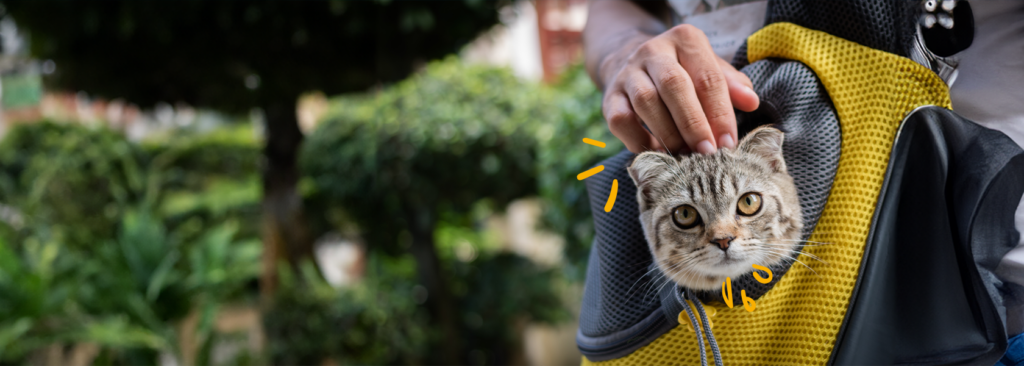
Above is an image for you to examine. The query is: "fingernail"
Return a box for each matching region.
[696,139,716,155]
[718,134,735,149]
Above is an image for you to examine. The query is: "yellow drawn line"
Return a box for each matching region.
[604,179,618,212]
[583,138,606,148]
[577,165,604,180]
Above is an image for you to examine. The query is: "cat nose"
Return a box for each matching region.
[711,236,735,251]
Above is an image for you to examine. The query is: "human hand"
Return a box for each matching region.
[598,24,760,154]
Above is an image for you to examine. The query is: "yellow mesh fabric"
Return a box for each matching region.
[584,23,951,366]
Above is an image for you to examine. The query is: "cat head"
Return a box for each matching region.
[627,126,803,291]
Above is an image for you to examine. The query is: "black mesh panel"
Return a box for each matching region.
[579,151,661,338]
[765,0,920,57]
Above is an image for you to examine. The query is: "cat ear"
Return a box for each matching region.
[738,126,786,173]
[628,152,678,209]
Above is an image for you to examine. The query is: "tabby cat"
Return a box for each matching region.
[627,126,803,291]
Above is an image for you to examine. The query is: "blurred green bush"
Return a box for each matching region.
[0,123,263,364]
[263,259,428,365]
[0,57,618,365]
[300,57,571,364]
[302,56,621,277]
[296,57,617,363]
[301,57,546,252]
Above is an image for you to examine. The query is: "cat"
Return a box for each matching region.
[627,126,803,291]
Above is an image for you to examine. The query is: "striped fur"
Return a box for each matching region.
[627,127,803,291]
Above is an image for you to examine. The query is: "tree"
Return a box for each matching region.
[301,58,547,362]
[3,0,503,299]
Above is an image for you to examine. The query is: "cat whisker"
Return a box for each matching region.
[651,264,700,301]
[635,275,666,304]
[765,239,834,245]
[781,256,820,277]
[752,235,832,245]
[648,130,674,156]
[640,271,678,305]
[650,277,676,306]
[620,253,695,299]
[755,248,825,276]
[640,256,707,303]
[639,262,691,300]
[638,266,688,302]
[786,249,826,264]
[636,277,662,305]
[635,256,696,302]
[757,245,827,263]
[756,250,820,277]
[624,265,669,300]
[757,241,835,256]
[753,239,829,264]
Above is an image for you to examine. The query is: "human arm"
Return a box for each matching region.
[584,0,760,154]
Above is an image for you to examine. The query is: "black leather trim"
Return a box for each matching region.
[830,106,1024,365]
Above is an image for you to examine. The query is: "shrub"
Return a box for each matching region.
[0,122,148,247]
[299,57,572,363]
[301,57,548,251]
[264,260,428,365]
[0,122,262,365]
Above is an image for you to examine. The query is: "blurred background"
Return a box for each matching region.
[0,1,628,365]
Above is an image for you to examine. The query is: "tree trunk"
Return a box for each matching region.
[407,210,462,364]
[260,98,311,302]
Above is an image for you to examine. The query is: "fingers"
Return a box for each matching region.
[599,24,764,155]
[644,59,716,154]
[603,91,657,153]
[622,69,687,153]
[717,58,760,113]
[672,27,736,151]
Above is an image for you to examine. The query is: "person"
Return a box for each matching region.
[583,0,1024,363]
[585,0,758,156]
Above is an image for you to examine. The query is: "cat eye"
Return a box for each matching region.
[737,193,763,216]
[672,205,702,229]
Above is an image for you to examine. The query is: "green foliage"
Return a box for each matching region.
[264,249,570,365]
[0,122,147,247]
[0,122,263,364]
[303,58,620,275]
[0,122,263,244]
[302,57,550,249]
[296,58,605,363]
[264,260,428,365]
[449,252,571,363]
[143,126,263,240]
[0,207,260,364]
[0,58,613,364]
[141,125,261,188]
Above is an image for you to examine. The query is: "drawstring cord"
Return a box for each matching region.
[677,291,707,366]
[676,287,723,366]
